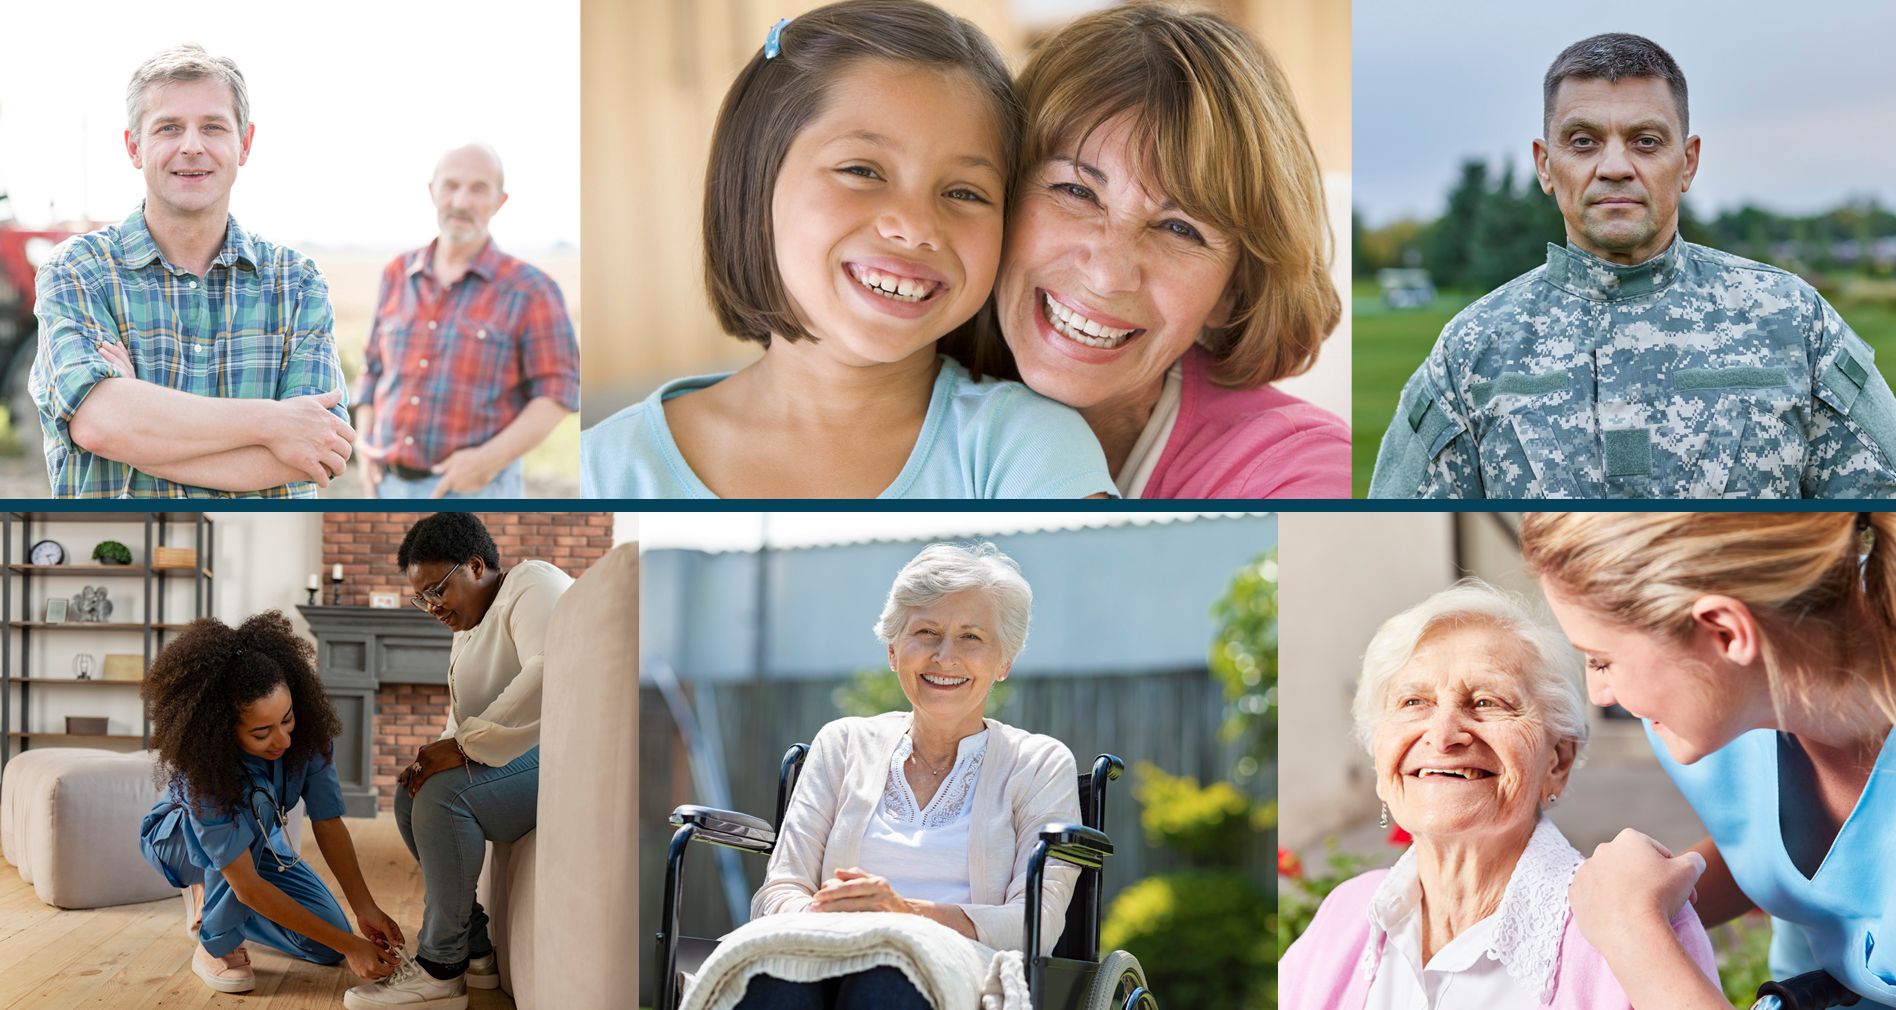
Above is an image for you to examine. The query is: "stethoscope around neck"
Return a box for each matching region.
[243,768,302,873]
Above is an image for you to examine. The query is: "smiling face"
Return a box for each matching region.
[431,145,508,248]
[1539,582,1768,765]
[888,589,1011,737]
[235,682,295,761]
[125,78,253,223]
[769,60,1006,365]
[996,113,1237,413]
[1534,76,1699,265]
[1372,622,1574,841]
[405,556,492,633]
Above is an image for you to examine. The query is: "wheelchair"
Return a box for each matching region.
[1751,970,1860,1009]
[657,745,1158,1010]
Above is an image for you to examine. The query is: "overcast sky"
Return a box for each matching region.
[0,0,578,249]
[1355,0,1896,227]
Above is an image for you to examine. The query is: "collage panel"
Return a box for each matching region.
[1277,511,1896,1009]
[1,1,581,501]
[0,509,638,1008]
[581,0,1350,500]
[639,511,1273,1007]
[1354,1,1896,501]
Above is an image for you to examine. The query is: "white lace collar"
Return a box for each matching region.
[1359,816,1582,1004]
[883,727,989,828]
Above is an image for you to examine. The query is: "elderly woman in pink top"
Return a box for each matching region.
[947,3,1348,499]
[1281,583,1716,1009]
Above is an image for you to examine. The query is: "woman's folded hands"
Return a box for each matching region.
[811,868,912,914]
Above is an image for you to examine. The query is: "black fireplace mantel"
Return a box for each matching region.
[298,605,455,815]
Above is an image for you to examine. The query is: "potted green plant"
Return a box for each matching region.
[91,540,133,566]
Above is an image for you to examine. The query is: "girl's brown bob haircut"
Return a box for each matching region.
[968,2,1340,389]
[702,0,1018,346]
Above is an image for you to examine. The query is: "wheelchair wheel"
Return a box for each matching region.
[1083,949,1157,1010]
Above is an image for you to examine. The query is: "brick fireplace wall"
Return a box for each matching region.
[322,512,616,810]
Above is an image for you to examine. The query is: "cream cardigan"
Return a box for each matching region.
[752,712,1081,957]
[441,559,573,766]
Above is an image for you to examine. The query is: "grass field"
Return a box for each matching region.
[1349,281,1896,497]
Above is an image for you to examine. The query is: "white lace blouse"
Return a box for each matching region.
[1361,816,1584,1009]
[856,730,989,904]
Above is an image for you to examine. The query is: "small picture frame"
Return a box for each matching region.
[44,598,68,623]
[369,592,400,610]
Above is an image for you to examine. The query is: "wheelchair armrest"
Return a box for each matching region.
[670,804,776,853]
[1039,821,1113,869]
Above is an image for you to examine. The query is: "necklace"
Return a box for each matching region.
[908,740,953,779]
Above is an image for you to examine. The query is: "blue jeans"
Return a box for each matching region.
[733,968,934,1010]
[139,805,349,964]
[393,747,539,966]
[374,459,524,499]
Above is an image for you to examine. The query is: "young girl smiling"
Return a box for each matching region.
[582,0,1114,499]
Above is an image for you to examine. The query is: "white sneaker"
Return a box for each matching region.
[342,955,468,1009]
[466,952,499,990]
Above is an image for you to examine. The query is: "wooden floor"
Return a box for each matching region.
[0,815,515,1010]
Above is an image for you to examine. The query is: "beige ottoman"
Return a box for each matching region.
[0,748,175,909]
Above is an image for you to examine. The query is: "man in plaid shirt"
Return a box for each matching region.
[355,143,579,498]
[30,44,355,499]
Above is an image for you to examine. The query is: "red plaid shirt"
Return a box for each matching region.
[358,239,579,470]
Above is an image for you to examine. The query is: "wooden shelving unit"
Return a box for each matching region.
[0,513,216,778]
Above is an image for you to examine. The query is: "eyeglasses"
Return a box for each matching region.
[409,561,465,611]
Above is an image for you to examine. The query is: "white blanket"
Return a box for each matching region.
[678,912,1031,1010]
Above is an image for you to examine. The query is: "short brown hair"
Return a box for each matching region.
[958,2,1339,389]
[702,0,1018,346]
[1542,33,1689,137]
[126,43,250,136]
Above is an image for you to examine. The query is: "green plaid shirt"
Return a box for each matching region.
[30,205,347,498]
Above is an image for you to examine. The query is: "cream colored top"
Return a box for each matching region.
[442,559,574,766]
[752,712,1081,957]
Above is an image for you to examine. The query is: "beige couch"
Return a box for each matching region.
[476,542,638,1009]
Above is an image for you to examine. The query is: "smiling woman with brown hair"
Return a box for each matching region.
[1280,582,1716,1009]
[950,1,1348,499]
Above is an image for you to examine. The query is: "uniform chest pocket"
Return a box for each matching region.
[1674,368,1804,498]
[1472,369,1588,497]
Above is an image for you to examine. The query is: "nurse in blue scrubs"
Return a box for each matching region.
[138,611,405,995]
[1524,511,1896,1009]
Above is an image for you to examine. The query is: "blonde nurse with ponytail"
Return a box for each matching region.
[1522,512,1896,1009]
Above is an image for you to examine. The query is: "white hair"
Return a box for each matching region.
[873,543,1032,664]
[1351,580,1589,761]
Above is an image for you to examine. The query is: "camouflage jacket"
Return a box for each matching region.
[1369,235,1896,499]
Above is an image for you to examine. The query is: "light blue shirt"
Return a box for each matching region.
[1647,721,1896,1006]
[580,355,1116,499]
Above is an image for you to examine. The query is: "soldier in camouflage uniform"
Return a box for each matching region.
[1369,33,1896,499]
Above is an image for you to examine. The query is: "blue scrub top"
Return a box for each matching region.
[1647,720,1896,1006]
[143,750,346,875]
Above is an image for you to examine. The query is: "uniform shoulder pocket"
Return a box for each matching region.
[1816,334,1896,454]
[1370,381,1467,498]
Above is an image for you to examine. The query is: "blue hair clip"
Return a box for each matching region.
[764,17,791,60]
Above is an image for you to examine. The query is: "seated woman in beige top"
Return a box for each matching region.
[731,542,1081,1010]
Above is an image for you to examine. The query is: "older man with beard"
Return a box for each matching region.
[1370,32,1896,500]
[356,143,579,498]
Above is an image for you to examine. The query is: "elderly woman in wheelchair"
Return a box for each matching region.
[1281,583,1719,1009]
[660,542,1149,1010]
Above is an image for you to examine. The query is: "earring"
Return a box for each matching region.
[1547,793,1559,805]
[1379,802,1390,829]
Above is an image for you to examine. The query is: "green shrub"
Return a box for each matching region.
[1711,912,1775,1008]
[1131,762,1250,863]
[1101,870,1270,1008]
[91,540,133,564]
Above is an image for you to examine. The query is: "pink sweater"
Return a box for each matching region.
[1280,869,1718,1010]
[1140,345,1351,499]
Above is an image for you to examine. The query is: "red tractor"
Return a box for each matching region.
[0,192,84,430]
